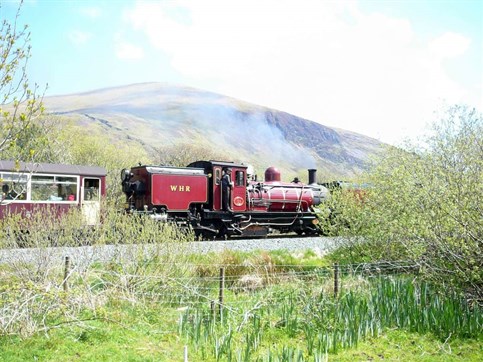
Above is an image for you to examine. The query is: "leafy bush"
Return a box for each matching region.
[321,105,482,298]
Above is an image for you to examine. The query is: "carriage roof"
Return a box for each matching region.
[0,160,106,177]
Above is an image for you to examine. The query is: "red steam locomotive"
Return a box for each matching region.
[121,160,329,239]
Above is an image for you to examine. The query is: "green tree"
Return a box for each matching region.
[327,105,482,297]
[2,114,59,162]
[54,122,151,206]
[0,1,44,161]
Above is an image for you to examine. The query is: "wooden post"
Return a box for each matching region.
[333,263,339,298]
[210,300,216,320]
[219,267,225,321]
[63,256,71,292]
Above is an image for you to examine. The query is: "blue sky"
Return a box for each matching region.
[2,0,482,145]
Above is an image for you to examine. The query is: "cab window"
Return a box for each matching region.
[215,169,221,185]
[235,171,245,186]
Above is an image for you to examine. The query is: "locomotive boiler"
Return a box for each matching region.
[121,160,328,239]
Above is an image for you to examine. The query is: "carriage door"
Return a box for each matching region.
[232,169,246,212]
[213,166,222,211]
[81,178,101,225]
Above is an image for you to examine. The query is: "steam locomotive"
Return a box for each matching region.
[121,160,329,239]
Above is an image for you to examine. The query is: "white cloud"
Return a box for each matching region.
[429,32,471,59]
[68,30,92,46]
[125,0,476,145]
[79,6,102,19]
[115,40,145,60]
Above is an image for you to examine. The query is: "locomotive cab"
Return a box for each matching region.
[187,161,247,212]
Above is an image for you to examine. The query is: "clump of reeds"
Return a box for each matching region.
[178,275,482,361]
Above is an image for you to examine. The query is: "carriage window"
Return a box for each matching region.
[0,173,27,201]
[57,177,78,201]
[235,171,245,186]
[31,175,61,201]
[31,175,78,202]
[84,178,100,201]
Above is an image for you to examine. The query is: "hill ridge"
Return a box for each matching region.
[44,82,383,178]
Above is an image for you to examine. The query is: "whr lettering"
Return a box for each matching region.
[170,185,191,192]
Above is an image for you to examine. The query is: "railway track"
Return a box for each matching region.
[0,236,339,268]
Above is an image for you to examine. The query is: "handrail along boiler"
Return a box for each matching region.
[121,160,329,238]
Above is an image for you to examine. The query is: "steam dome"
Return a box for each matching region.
[265,166,281,182]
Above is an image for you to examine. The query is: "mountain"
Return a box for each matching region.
[43,82,384,180]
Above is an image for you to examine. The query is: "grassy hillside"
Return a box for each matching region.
[44,83,383,180]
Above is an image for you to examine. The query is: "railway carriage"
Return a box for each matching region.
[121,160,329,239]
[0,160,106,226]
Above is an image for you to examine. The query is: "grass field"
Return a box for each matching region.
[0,309,480,361]
[0,249,481,361]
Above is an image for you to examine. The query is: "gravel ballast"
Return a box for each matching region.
[0,237,340,269]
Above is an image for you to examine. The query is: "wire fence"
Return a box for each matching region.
[2,252,480,341]
[51,257,423,309]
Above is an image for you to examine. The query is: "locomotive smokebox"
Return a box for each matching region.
[308,169,317,185]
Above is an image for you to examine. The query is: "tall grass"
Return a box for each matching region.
[0,205,195,337]
[371,277,481,338]
[0,203,193,249]
[0,229,480,360]
[178,276,482,361]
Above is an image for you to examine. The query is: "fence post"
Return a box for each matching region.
[210,300,215,318]
[333,263,339,298]
[184,345,188,362]
[63,256,71,292]
[219,267,225,322]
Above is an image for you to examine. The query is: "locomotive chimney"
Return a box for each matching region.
[308,169,317,185]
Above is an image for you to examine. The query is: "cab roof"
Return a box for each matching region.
[187,160,247,169]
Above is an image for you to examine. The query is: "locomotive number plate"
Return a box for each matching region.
[234,196,244,207]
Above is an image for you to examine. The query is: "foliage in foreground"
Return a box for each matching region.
[0,1,44,161]
[1,326,481,362]
[178,277,481,361]
[0,247,481,361]
[320,105,482,298]
[0,204,192,249]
